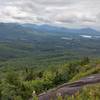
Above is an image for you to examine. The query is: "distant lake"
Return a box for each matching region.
[61,37,72,40]
[80,35,92,38]
[80,35,100,39]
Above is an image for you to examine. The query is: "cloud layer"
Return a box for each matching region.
[0,0,100,28]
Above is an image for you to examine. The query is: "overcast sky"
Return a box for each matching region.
[0,0,100,29]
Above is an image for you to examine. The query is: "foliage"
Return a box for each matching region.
[0,57,100,100]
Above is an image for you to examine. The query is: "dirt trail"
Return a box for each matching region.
[38,74,100,100]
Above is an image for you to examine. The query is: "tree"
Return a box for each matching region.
[80,57,90,65]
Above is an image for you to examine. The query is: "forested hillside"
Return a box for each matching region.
[0,57,100,100]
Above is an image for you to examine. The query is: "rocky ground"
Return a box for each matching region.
[38,74,100,100]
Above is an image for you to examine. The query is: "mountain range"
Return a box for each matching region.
[0,23,100,41]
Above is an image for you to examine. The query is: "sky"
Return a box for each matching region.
[0,0,100,29]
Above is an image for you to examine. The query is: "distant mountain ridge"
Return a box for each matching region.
[0,23,100,41]
[22,23,100,35]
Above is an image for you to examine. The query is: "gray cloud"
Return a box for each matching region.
[0,0,100,28]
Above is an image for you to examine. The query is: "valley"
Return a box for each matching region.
[0,23,100,100]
